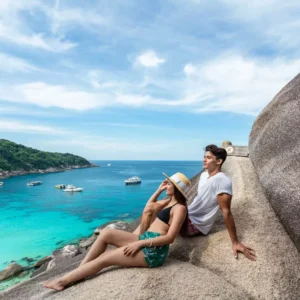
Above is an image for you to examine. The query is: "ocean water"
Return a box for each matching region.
[0,160,202,289]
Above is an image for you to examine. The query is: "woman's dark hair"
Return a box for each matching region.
[173,185,189,236]
[205,144,227,168]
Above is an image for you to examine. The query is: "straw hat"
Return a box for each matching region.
[163,172,191,197]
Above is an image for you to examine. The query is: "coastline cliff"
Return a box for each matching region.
[0,139,97,179]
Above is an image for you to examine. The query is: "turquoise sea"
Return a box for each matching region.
[0,160,202,290]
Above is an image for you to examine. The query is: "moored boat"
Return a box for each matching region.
[124,176,142,185]
[27,181,42,186]
[0,182,3,186]
[63,185,84,192]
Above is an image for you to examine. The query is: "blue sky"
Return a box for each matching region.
[1,0,300,160]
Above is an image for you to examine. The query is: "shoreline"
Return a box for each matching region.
[0,164,99,180]
[0,218,137,292]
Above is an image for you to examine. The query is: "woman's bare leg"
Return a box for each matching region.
[80,228,139,266]
[44,246,148,291]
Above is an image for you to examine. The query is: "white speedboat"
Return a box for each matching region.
[27,181,42,186]
[0,182,3,186]
[124,176,141,185]
[63,185,83,192]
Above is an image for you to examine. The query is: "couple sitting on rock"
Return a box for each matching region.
[44,144,256,291]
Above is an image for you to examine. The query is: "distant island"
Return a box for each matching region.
[0,139,97,179]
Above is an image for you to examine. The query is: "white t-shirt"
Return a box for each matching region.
[188,171,232,235]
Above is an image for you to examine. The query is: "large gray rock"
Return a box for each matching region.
[171,157,300,300]
[0,260,248,300]
[249,73,300,250]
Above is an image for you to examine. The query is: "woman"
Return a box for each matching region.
[44,172,191,291]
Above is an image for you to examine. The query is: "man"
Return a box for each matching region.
[188,144,256,261]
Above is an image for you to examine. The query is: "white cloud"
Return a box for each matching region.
[182,55,300,114]
[51,0,108,35]
[136,51,165,68]
[115,94,152,106]
[0,119,69,135]
[0,105,67,117]
[184,63,197,75]
[0,23,77,52]
[87,71,123,90]
[0,52,38,73]
[0,1,76,52]
[83,122,142,128]
[0,82,112,111]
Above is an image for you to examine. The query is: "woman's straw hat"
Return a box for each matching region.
[163,172,191,197]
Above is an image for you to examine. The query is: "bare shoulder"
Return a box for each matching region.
[173,204,187,214]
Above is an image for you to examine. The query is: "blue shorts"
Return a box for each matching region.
[139,231,169,268]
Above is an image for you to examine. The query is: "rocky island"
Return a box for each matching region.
[0,139,98,179]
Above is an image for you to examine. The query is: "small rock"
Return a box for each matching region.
[33,256,53,268]
[61,245,80,257]
[0,263,24,281]
[94,221,129,235]
[79,234,97,248]
[53,245,80,258]
[18,270,30,278]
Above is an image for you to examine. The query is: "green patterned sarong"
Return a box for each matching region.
[139,231,169,268]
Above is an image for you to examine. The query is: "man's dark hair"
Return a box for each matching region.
[205,144,227,168]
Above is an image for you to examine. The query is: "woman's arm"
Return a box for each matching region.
[124,205,187,256]
[145,180,168,206]
[134,180,170,235]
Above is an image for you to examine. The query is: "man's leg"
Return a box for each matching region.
[187,218,203,237]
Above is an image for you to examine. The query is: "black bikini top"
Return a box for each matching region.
[157,203,178,225]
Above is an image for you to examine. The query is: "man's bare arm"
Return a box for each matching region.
[217,193,256,261]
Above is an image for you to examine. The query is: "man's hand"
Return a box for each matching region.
[123,241,143,257]
[232,242,256,261]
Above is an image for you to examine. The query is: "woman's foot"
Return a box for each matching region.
[43,279,65,291]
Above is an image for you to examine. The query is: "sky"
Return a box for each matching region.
[0,0,300,160]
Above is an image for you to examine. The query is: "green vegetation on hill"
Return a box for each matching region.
[0,139,92,171]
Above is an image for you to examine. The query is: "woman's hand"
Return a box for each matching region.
[158,180,168,192]
[123,241,143,257]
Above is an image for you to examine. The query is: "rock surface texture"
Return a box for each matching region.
[1,157,300,299]
[249,73,300,251]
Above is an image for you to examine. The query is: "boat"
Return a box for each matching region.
[124,176,142,185]
[27,181,42,186]
[107,164,111,166]
[63,185,84,192]
[55,184,66,189]
[0,182,3,186]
